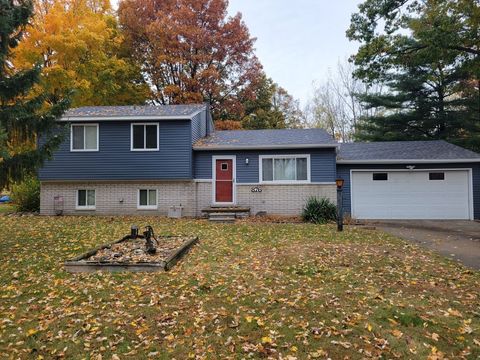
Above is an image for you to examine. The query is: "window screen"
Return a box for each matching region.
[72,125,97,150]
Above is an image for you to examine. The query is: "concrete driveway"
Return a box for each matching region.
[372,220,480,270]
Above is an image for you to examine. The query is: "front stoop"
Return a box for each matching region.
[202,207,250,223]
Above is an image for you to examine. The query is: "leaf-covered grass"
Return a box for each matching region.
[0,216,479,359]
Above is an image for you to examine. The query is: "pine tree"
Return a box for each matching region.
[0,0,69,188]
[349,0,480,151]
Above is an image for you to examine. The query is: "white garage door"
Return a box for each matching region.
[351,170,472,220]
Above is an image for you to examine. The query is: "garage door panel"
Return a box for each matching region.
[351,170,471,220]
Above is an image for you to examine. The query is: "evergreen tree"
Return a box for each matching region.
[0,0,69,188]
[348,0,480,150]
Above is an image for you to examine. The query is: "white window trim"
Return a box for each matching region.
[259,154,311,184]
[75,189,96,210]
[137,189,158,210]
[70,123,99,152]
[130,123,159,151]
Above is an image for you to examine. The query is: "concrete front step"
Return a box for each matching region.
[208,212,237,218]
[202,207,250,214]
[208,217,236,223]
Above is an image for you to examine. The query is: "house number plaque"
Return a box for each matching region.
[251,186,262,193]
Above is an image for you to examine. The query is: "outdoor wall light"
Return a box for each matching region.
[245,158,249,165]
[335,178,345,190]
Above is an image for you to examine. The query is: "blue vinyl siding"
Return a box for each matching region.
[337,163,480,220]
[194,148,337,183]
[191,112,207,144]
[39,120,193,180]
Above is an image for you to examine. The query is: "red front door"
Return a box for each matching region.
[215,159,233,203]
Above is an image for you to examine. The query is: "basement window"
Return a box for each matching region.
[138,189,158,209]
[429,172,445,181]
[76,189,96,210]
[372,173,388,181]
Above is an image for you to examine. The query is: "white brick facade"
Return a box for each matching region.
[41,181,337,217]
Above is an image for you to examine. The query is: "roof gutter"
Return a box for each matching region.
[193,144,339,151]
[337,159,480,164]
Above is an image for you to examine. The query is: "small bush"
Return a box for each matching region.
[302,196,337,224]
[11,176,40,212]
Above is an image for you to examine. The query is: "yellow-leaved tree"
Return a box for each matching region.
[13,0,150,107]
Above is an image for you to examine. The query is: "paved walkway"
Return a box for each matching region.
[373,220,480,270]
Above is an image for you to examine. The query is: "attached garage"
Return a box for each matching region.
[350,169,473,220]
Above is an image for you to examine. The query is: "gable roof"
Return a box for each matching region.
[338,140,480,163]
[193,129,338,150]
[61,104,207,121]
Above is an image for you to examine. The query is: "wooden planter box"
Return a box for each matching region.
[65,236,198,273]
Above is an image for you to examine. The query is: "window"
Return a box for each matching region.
[429,172,445,180]
[71,124,98,151]
[138,189,157,209]
[131,123,158,151]
[76,189,95,209]
[221,163,228,171]
[260,155,310,183]
[373,173,388,181]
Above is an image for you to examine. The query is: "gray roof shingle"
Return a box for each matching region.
[193,129,337,149]
[338,140,480,162]
[63,104,207,119]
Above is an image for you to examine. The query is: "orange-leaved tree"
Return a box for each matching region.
[118,0,262,119]
[13,0,150,107]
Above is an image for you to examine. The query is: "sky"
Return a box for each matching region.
[111,0,363,106]
[227,0,362,106]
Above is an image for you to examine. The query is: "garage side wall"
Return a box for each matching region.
[336,163,480,220]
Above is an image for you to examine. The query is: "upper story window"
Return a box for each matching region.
[260,155,310,183]
[131,123,159,151]
[71,124,98,151]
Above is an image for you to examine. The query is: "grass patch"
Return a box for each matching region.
[0,203,15,214]
[0,216,478,359]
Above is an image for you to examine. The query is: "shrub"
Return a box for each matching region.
[11,176,40,212]
[302,196,337,224]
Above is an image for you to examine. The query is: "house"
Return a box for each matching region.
[39,104,480,220]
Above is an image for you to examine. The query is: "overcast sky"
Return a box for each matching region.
[227,0,362,106]
[112,0,363,106]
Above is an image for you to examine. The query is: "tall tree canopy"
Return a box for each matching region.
[118,0,262,119]
[13,0,149,107]
[0,0,69,188]
[241,74,304,130]
[348,0,480,150]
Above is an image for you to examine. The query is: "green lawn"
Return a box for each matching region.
[0,203,15,214]
[0,216,478,359]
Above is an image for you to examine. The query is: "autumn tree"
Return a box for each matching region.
[0,0,69,188]
[13,0,149,107]
[348,0,480,150]
[119,0,262,119]
[240,74,304,129]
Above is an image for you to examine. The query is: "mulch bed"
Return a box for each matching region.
[83,236,189,263]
